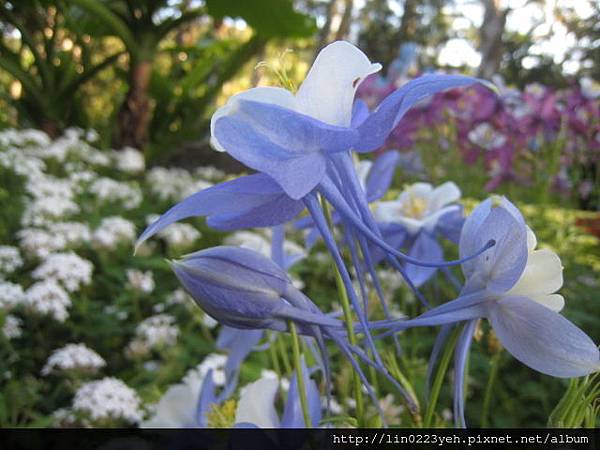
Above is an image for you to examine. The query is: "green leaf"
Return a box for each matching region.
[205,0,316,38]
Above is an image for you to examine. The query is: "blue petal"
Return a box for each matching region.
[487,296,600,378]
[355,74,485,152]
[196,369,217,427]
[172,246,293,330]
[460,201,528,294]
[281,359,322,428]
[366,150,400,202]
[435,208,465,244]
[405,231,443,287]
[453,319,477,428]
[371,223,407,264]
[181,246,290,293]
[213,99,358,199]
[137,173,304,248]
[217,326,264,391]
[351,99,370,127]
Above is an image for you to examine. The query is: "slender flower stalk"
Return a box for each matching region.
[289,321,312,428]
[480,351,502,427]
[423,327,459,427]
[321,198,366,425]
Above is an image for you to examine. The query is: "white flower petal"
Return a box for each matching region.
[210,87,297,152]
[142,378,202,427]
[506,248,563,300]
[373,199,402,223]
[235,378,280,428]
[428,181,461,212]
[399,182,433,203]
[530,294,565,312]
[296,41,381,126]
[395,216,426,235]
[421,204,460,233]
[525,226,537,252]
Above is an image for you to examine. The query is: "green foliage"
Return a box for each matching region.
[0,1,124,133]
[206,0,316,38]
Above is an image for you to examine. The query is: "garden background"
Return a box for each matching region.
[0,0,598,428]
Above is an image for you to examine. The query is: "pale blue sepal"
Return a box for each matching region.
[487,296,600,378]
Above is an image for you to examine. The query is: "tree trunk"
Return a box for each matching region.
[117,60,152,149]
[477,0,508,79]
[398,0,419,44]
[40,118,60,139]
[314,0,338,58]
[334,0,354,41]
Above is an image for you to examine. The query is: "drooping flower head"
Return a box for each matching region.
[374,196,600,426]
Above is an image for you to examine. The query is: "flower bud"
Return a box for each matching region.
[170,246,292,331]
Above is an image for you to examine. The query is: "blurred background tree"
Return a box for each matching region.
[0,0,598,163]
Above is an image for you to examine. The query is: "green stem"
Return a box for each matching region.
[321,198,366,426]
[481,352,502,427]
[289,321,311,428]
[277,335,292,374]
[269,332,282,378]
[423,328,460,427]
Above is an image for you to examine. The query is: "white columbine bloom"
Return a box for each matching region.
[467,122,507,150]
[234,378,281,428]
[504,227,564,312]
[373,181,461,235]
[141,354,227,427]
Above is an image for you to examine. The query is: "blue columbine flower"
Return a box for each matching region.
[138,40,494,393]
[372,181,465,286]
[372,196,600,426]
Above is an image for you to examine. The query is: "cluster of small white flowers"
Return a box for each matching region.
[180,179,213,198]
[126,269,155,293]
[146,167,192,201]
[184,353,227,387]
[42,343,106,375]
[3,315,23,339]
[224,231,271,257]
[127,314,179,357]
[31,136,75,162]
[91,216,136,250]
[72,377,143,424]
[260,369,291,391]
[113,147,145,173]
[0,245,23,274]
[0,129,51,148]
[88,177,142,209]
[164,288,190,306]
[194,166,225,181]
[32,252,93,292]
[377,268,404,297]
[224,230,305,264]
[66,167,98,188]
[49,222,91,246]
[26,176,73,201]
[145,215,201,248]
[69,142,111,167]
[21,175,79,227]
[0,147,46,178]
[18,228,66,259]
[21,196,80,227]
[23,280,71,322]
[0,281,25,310]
